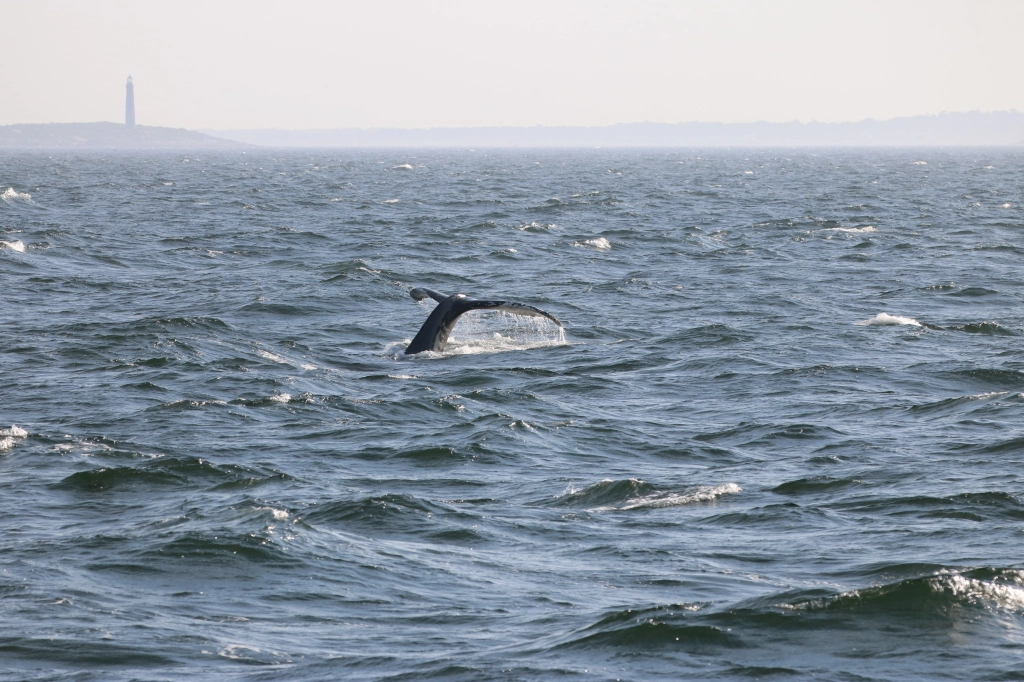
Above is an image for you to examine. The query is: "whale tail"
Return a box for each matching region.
[410,287,448,304]
[405,289,561,355]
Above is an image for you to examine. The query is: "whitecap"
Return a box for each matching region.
[1,187,31,203]
[384,340,411,357]
[0,425,28,451]
[785,569,1024,614]
[856,312,922,327]
[592,483,742,511]
[941,571,1024,610]
[392,164,414,170]
[0,240,26,252]
[257,506,290,520]
[516,221,556,231]
[257,350,290,365]
[822,226,877,234]
[383,199,400,204]
[574,237,611,250]
[299,363,317,370]
[909,161,928,165]
[269,393,291,403]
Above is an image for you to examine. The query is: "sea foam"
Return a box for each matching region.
[574,237,611,250]
[1,187,31,203]
[856,313,922,327]
[1,240,26,252]
[822,226,877,234]
[0,425,28,451]
[592,482,742,511]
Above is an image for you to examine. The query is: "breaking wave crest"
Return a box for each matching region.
[856,312,922,327]
[550,478,741,511]
[780,568,1024,615]
[1,187,31,203]
[573,237,612,250]
[0,425,28,451]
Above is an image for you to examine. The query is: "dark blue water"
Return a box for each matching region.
[2,148,1024,681]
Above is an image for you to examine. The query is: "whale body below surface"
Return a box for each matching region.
[404,288,562,355]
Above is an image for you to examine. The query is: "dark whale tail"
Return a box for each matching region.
[405,289,562,355]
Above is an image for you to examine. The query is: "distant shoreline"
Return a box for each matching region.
[203,112,1024,148]
[0,122,244,150]
[3,112,1023,149]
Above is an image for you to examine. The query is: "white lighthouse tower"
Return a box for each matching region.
[125,76,136,128]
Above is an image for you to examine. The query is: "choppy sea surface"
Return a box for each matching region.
[2,148,1024,681]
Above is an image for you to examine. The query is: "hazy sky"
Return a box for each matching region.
[4,0,1022,129]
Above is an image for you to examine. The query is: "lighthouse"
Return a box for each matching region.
[125,76,136,128]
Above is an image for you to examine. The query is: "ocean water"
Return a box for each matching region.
[2,148,1024,681]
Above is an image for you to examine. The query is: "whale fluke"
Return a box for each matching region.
[405,288,561,355]
[410,287,448,304]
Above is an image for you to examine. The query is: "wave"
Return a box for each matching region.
[60,315,231,339]
[856,312,922,327]
[54,456,287,491]
[149,398,228,412]
[947,322,1016,336]
[978,435,1024,455]
[142,530,295,565]
[516,221,557,232]
[556,603,737,652]
[573,237,611,250]
[562,568,1024,655]
[548,478,741,511]
[772,476,860,495]
[0,425,28,451]
[0,637,174,666]
[695,421,843,445]
[1,187,31,203]
[229,392,306,406]
[942,367,1024,388]
[821,225,877,234]
[655,323,753,346]
[0,239,26,252]
[779,568,1024,615]
[320,258,403,283]
[301,493,476,538]
[239,301,310,316]
[837,490,1024,521]
[908,391,1012,414]
[948,286,998,297]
